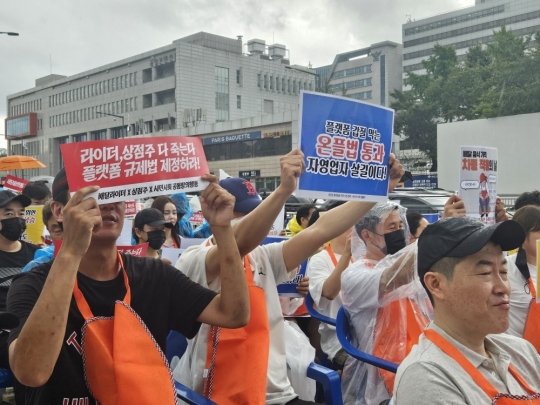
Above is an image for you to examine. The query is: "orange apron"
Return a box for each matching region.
[202,256,269,405]
[372,298,429,393]
[523,278,540,352]
[73,253,176,405]
[425,329,540,404]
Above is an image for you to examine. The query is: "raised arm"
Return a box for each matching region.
[9,186,102,387]
[282,154,404,271]
[196,175,249,328]
[203,149,303,282]
[322,236,352,300]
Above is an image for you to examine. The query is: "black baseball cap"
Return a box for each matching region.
[0,190,31,209]
[133,208,173,230]
[417,217,525,279]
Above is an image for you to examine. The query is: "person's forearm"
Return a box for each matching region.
[10,252,82,387]
[283,201,374,271]
[378,250,416,297]
[322,254,351,300]
[212,225,249,327]
[234,184,290,255]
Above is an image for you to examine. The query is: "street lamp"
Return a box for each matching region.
[96,111,127,137]
[0,32,19,36]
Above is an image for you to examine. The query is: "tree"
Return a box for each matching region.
[392,27,540,171]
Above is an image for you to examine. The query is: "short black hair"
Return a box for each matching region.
[22,181,51,201]
[295,204,316,223]
[406,212,424,236]
[514,190,540,210]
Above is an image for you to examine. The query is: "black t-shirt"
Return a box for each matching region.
[0,241,38,311]
[7,253,217,405]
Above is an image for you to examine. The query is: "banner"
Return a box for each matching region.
[297,91,394,202]
[459,146,498,224]
[4,174,28,194]
[117,243,148,257]
[60,136,210,204]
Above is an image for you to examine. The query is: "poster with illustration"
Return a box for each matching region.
[459,146,498,224]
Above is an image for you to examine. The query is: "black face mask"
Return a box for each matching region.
[0,217,26,241]
[384,229,406,255]
[146,230,166,250]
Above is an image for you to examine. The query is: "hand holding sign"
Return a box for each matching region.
[388,153,405,192]
[199,174,236,228]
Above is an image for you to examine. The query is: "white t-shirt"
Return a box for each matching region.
[507,252,538,338]
[172,242,297,404]
[306,247,345,361]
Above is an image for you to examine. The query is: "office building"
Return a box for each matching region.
[402,0,540,78]
[315,41,403,107]
[5,32,316,178]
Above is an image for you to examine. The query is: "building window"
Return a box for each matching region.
[236,68,242,85]
[215,66,229,122]
[263,99,274,115]
[143,68,152,83]
[237,95,241,109]
[257,73,262,88]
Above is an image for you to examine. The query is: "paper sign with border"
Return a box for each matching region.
[297,91,394,202]
[459,145,498,225]
[22,205,44,245]
[60,136,209,204]
[3,175,29,194]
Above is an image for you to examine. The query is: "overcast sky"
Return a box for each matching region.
[0,0,474,147]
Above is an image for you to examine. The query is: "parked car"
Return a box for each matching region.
[388,188,453,215]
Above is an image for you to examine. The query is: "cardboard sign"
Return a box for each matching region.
[117,243,148,257]
[459,146,498,224]
[124,200,137,218]
[60,136,210,204]
[297,91,394,202]
[3,174,28,194]
[22,205,44,245]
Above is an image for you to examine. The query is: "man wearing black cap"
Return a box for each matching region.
[393,217,540,404]
[132,207,173,260]
[0,190,38,311]
[6,169,250,404]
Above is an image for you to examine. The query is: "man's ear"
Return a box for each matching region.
[134,228,144,240]
[360,228,371,243]
[50,201,64,223]
[424,271,447,301]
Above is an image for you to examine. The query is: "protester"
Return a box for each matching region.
[21,181,51,206]
[514,190,540,211]
[170,192,212,238]
[506,205,540,349]
[132,207,173,260]
[285,203,317,237]
[151,195,181,248]
[22,200,63,273]
[306,218,352,371]
[340,201,429,405]
[6,169,250,404]
[0,190,38,369]
[393,217,540,404]
[173,149,405,405]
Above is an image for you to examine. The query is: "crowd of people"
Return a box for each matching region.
[0,150,539,404]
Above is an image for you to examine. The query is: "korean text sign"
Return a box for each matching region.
[459,146,498,225]
[297,91,394,202]
[60,136,210,204]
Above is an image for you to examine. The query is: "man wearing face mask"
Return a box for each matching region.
[340,202,432,405]
[132,208,173,262]
[0,190,38,368]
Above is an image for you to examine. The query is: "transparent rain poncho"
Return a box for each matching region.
[341,202,433,405]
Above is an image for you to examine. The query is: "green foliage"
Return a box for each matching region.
[391,27,540,170]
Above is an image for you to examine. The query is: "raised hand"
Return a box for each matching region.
[442,194,466,218]
[59,186,102,257]
[388,153,405,192]
[199,174,236,228]
[279,149,305,195]
[495,197,510,222]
